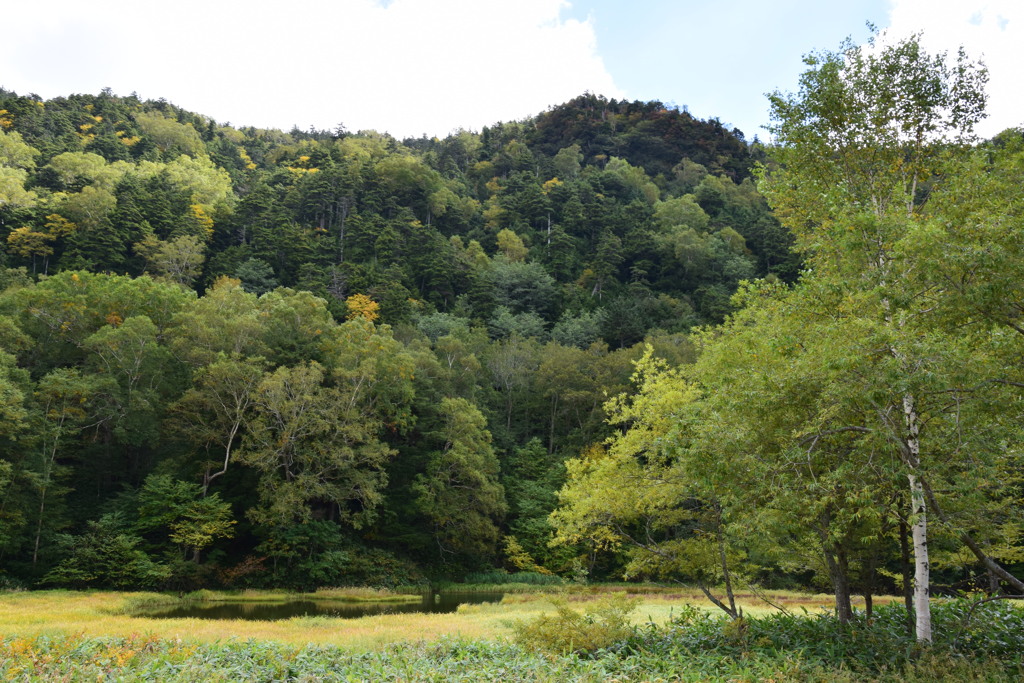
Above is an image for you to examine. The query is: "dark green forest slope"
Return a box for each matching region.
[0,89,794,588]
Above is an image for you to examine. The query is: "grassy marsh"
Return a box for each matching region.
[0,586,886,650]
[0,591,1020,682]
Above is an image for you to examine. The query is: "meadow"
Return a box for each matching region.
[0,586,864,649]
[1,588,1021,681]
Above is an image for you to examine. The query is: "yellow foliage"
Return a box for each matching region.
[345,293,380,322]
[238,147,257,170]
[550,347,702,558]
[578,442,606,462]
[0,109,12,129]
[496,228,528,262]
[45,214,77,239]
[6,226,53,258]
[503,536,552,574]
[190,204,215,237]
[542,177,563,194]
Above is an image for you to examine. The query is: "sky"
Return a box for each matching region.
[2,1,1021,140]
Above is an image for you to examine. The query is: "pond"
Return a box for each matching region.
[135,592,506,621]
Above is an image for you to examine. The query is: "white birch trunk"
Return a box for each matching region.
[903,393,932,643]
[908,472,931,642]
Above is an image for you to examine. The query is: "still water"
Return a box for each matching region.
[137,592,505,621]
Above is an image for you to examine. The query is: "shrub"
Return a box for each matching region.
[623,598,1024,677]
[512,593,638,655]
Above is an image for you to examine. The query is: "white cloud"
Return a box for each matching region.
[2,0,622,138]
[885,0,1024,136]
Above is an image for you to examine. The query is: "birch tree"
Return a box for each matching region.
[759,31,1022,642]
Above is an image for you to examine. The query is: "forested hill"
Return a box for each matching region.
[0,89,797,338]
[0,87,796,589]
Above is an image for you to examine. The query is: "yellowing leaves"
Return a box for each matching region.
[345,293,379,322]
[238,147,257,170]
[6,226,52,259]
[285,154,319,174]
[190,204,215,237]
[542,177,563,194]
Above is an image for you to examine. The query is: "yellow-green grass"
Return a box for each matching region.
[0,588,896,651]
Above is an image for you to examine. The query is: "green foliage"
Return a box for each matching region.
[42,514,170,589]
[551,347,715,582]
[239,361,396,528]
[461,569,564,586]
[512,593,639,655]
[233,257,278,295]
[625,599,1024,676]
[249,521,422,589]
[414,397,507,562]
[133,474,235,560]
[0,77,1018,597]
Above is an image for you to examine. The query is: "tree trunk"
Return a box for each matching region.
[902,392,932,643]
[908,471,931,642]
[863,545,879,620]
[899,510,915,636]
[718,519,738,618]
[818,508,853,623]
[823,543,853,623]
[989,568,1001,595]
[32,488,47,567]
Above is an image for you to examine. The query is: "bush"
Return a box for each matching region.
[0,574,25,592]
[512,593,638,655]
[623,598,1024,677]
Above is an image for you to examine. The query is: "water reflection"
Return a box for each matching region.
[137,592,505,621]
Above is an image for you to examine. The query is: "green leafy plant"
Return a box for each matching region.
[512,593,638,655]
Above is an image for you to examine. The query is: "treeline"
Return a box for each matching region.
[0,267,674,589]
[0,88,791,589]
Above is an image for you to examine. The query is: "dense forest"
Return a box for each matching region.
[0,87,794,587]
[0,32,1022,645]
